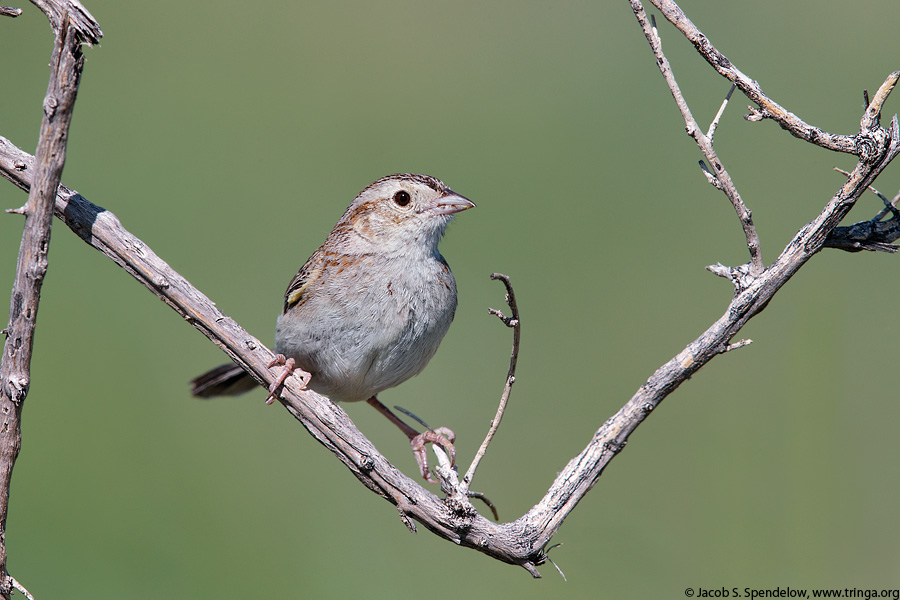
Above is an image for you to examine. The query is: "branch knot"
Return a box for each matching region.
[855,129,888,164]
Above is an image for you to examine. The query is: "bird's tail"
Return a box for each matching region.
[190,363,258,398]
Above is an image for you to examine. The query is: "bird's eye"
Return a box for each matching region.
[393,190,411,207]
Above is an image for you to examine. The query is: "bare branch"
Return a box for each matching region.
[648,0,858,154]
[461,273,520,492]
[0,7,22,17]
[639,9,764,278]
[0,2,100,597]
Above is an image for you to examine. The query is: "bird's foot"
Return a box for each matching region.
[411,427,456,484]
[264,354,312,405]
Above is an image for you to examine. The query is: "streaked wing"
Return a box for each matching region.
[283,249,325,312]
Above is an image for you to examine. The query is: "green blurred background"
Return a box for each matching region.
[1,0,899,597]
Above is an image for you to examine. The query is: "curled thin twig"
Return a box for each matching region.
[466,490,499,521]
[461,273,520,491]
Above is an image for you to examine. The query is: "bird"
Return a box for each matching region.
[191,173,474,482]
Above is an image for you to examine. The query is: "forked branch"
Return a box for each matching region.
[638,9,762,278]
[647,0,860,154]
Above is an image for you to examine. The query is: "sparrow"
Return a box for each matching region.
[191,173,474,482]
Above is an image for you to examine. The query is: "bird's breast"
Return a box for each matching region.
[274,254,457,403]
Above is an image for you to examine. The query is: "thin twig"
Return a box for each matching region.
[707,84,736,141]
[0,7,22,17]
[466,490,499,521]
[461,273,520,491]
[861,72,899,131]
[875,190,900,221]
[539,543,567,581]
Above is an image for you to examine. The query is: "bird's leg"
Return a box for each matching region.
[366,396,455,484]
[264,354,312,405]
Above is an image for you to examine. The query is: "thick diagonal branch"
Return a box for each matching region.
[0,136,541,572]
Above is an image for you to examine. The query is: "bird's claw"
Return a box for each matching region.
[264,354,311,405]
[410,426,456,484]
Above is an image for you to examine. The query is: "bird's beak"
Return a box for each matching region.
[432,190,476,215]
